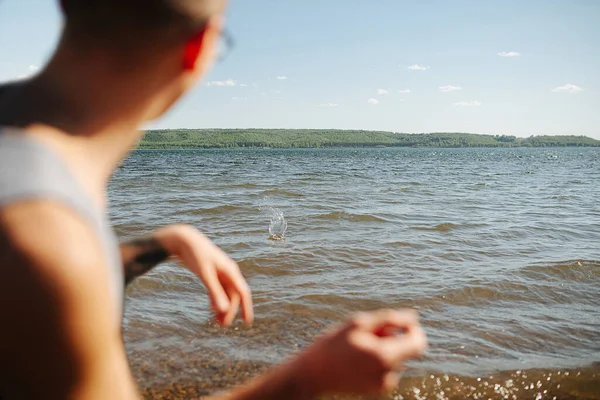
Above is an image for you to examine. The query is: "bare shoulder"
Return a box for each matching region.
[0,199,128,398]
[0,198,109,282]
[0,197,115,322]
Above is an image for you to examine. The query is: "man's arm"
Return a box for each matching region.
[209,356,318,400]
[120,225,254,327]
[0,200,139,399]
[212,310,428,400]
[0,201,427,399]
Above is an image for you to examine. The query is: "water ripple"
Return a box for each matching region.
[110,148,600,397]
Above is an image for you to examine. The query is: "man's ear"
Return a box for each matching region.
[182,17,223,73]
[182,28,208,71]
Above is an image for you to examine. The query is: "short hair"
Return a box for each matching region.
[60,0,226,44]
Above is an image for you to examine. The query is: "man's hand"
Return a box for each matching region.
[219,309,427,400]
[292,309,427,395]
[153,224,253,327]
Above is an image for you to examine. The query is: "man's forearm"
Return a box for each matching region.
[210,356,320,400]
[120,236,170,285]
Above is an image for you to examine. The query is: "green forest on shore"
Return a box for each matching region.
[138,129,600,149]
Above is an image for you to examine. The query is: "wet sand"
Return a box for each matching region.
[138,358,600,400]
[127,319,600,400]
[139,361,600,400]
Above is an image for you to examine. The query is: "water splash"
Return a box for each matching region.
[260,206,288,240]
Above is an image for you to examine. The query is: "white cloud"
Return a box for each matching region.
[276,75,289,80]
[453,101,482,107]
[377,89,389,95]
[551,84,583,93]
[397,89,411,93]
[239,83,248,87]
[367,98,380,105]
[232,97,248,101]
[319,103,339,108]
[407,64,430,71]
[439,85,462,93]
[498,51,520,57]
[16,65,40,80]
[206,79,237,87]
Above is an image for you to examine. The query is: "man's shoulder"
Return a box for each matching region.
[0,81,19,101]
[0,198,110,285]
[0,199,133,398]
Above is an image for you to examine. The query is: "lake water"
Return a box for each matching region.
[110,148,600,399]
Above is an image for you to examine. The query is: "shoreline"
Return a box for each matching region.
[138,363,600,399]
[134,146,600,151]
[138,130,600,150]
[125,319,600,400]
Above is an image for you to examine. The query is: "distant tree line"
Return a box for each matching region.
[137,129,600,149]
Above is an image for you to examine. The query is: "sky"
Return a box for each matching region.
[0,0,599,138]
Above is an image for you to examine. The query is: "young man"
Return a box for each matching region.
[0,1,427,399]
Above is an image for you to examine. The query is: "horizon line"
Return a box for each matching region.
[144,128,599,138]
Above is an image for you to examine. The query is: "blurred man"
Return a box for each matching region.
[0,1,427,398]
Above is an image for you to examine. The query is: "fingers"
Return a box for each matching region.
[350,309,427,367]
[220,271,254,325]
[353,309,420,334]
[200,267,231,315]
[212,257,253,325]
[379,324,428,363]
[229,266,254,324]
[221,291,240,327]
[381,371,402,392]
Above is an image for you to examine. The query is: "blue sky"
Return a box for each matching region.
[1,0,599,138]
